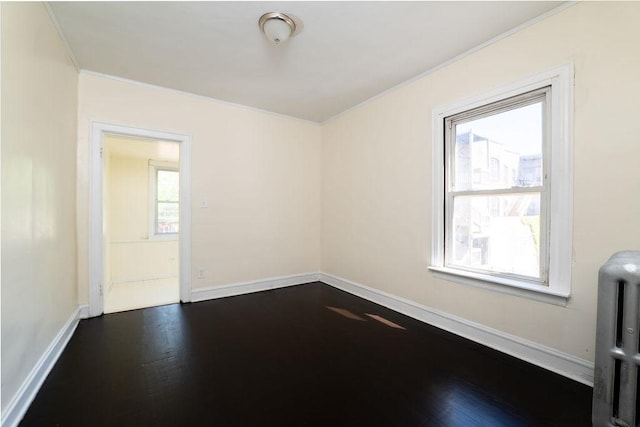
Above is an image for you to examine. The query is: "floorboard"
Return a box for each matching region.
[20,282,592,426]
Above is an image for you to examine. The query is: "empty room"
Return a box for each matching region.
[2,1,640,426]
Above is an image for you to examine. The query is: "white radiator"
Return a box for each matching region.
[594,251,640,427]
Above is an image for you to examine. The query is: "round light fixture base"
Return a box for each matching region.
[259,12,296,44]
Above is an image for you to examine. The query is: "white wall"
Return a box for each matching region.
[321,2,640,362]
[1,2,78,412]
[77,73,322,304]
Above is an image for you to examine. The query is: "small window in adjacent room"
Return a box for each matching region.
[430,65,573,304]
[150,163,179,237]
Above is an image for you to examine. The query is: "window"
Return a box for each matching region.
[448,88,547,281]
[430,65,573,304]
[150,163,179,237]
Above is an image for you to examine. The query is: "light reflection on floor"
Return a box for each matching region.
[325,306,366,321]
[365,313,406,329]
[326,306,406,330]
[439,382,529,426]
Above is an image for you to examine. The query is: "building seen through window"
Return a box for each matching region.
[155,169,179,234]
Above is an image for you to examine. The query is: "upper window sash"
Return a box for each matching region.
[445,88,550,192]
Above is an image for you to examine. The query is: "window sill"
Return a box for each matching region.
[428,266,569,306]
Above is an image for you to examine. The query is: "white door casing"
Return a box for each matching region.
[89,122,192,317]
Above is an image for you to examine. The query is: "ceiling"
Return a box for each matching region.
[49,1,565,123]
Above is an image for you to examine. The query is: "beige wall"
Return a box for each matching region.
[108,155,151,241]
[77,73,322,304]
[1,2,78,412]
[322,2,640,361]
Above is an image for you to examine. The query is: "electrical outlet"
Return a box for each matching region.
[197,268,206,279]
[200,198,208,208]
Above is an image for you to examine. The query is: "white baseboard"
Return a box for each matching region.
[190,272,321,303]
[78,304,89,319]
[320,272,594,386]
[1,305,87,427]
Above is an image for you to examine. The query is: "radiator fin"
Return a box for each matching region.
[593,251,640,427]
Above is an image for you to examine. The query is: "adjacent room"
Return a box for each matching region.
[103,134,181,313]
[2,1,640,426]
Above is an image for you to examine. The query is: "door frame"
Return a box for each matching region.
[89,121,192,317]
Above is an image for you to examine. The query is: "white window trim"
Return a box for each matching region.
[430,64,574,306]
[149,160,179,240]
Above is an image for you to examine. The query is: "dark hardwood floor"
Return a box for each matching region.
[21,282,592,426]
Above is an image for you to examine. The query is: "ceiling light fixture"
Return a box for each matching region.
[259,12,296,45]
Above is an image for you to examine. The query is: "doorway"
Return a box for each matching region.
[89,123,191,317]
[103,135,180,313]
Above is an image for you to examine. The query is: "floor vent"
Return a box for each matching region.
[594,251,640,427]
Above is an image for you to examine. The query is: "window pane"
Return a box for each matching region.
[453,102,543,191]
[157,170,179,202]
[157,202,179,233]
[448,193,541,279]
